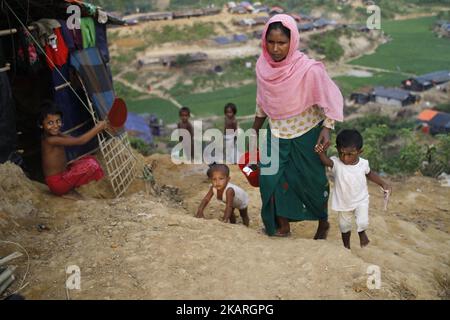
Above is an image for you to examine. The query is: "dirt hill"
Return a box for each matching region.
[0,154,449,299]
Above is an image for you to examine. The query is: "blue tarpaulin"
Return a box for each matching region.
[125,112,153,144]
[213,36,232,45]
[233,34,248,42]
[429,112,450,133]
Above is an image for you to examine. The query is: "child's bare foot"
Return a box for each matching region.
[358,231,370,247]
[314,219,330,240]
[341,231,351,249]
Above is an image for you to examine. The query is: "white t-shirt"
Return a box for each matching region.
[330,156,370,211]
[212,182,249,210]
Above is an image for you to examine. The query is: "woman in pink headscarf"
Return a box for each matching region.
[252,14,344,238]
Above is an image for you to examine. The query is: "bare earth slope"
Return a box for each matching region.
[0,154,449,299]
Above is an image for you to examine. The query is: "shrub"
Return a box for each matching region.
[130,137,152,156]
[309,31,345,62]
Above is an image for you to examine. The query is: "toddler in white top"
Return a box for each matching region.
[315,129,391,249]
[196,163,250,226]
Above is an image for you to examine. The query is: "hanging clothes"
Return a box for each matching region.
[95,22,109,63]
[70,47,115,119]
[15,27,42,75]
[31,19,61,46]
[97,9,108,24]
[45,28,69,70]
[51,63,97,162]
[80,17,96,49]
[58,19,83,52]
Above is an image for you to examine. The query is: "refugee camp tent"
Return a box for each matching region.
[233,34,248,43]
[214,36,232,45]
[417,109,439,123]
[0,0,128,184]
[125,112,153,145]
[402,70,450,91]
[428,112,450,134]
[350,93,371,105]
[372,87,418,107]
[298,22,314,32]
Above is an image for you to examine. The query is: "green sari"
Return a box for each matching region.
[259,124,329,236]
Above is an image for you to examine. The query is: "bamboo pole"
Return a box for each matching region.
[0,266,17,284]
[0,275,16,295]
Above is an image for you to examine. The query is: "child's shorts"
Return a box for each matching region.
[45,155,104,196]
[336,202,369,233]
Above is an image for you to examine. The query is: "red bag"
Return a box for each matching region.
[238,150,260,187]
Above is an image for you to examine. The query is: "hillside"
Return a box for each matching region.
[1,155,449,299]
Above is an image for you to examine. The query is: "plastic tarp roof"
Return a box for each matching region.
[416,70,450,84]
[373,87,411,101]
[429,112,450,129]
[124,112,153,144]
[417,109,439,122]
[233,34,248,42]
[214,36,232,45]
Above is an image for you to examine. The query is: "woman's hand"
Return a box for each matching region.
[316,127,331,152]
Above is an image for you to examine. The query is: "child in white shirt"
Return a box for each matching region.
[196,163,250,226]
[315,129,391,249]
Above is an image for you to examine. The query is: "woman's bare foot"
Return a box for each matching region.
[276,216,290,234]
[314,219,330,240]
[358,231,370,247]
[341,232,351,249]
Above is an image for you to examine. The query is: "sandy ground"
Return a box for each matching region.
[0,154,449,300]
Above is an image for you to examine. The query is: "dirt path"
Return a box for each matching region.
[342,64,417,77]
[115,74,187,114]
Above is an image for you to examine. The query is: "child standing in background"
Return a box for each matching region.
[224,103,239,164]
[177,106,194,161]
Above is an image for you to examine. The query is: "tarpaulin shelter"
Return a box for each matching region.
[213,36,232,45]
[428,112,450,135]
[417,109,439,122]
[125,112,153,145]
[402,70,450,92]
[233,34,248,43]
[0,0,137,197]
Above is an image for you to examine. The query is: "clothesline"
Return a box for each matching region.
[0,25,36,37]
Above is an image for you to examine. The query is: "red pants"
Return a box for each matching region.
[45,155,104,196]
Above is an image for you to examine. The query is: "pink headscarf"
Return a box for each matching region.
[256,14,344,121]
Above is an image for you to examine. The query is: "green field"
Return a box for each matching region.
[175,83,257,118]
[349,16,450,75]
[120,16,450,126]
[333,71,407,96]
[127,97,180,124]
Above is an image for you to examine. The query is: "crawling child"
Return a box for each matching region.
[196,163,250,226]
